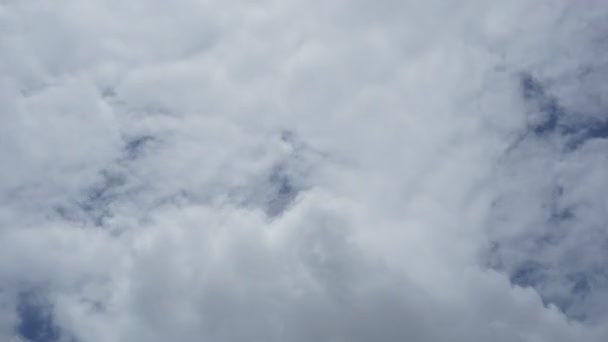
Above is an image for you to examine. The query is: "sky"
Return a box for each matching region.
[1,1,608,341]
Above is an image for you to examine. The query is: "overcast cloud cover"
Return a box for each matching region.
[1,0,608,341]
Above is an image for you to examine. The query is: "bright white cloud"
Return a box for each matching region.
[1,0,608,341]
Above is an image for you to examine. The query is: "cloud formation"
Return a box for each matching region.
[1,0,608,341]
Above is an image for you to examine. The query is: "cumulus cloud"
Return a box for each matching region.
[1,0,608,341]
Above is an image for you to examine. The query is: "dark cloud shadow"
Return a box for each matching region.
[265,163,299,218]
[520,72,562,137]
[123,135,156,161]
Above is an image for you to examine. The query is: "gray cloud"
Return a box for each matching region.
[1,1,608,341]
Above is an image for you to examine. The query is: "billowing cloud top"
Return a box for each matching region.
[1,1,608,341]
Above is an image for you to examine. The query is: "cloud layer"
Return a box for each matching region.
[1,1,608,341]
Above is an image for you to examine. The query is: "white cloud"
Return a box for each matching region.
[1,0,607,341]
